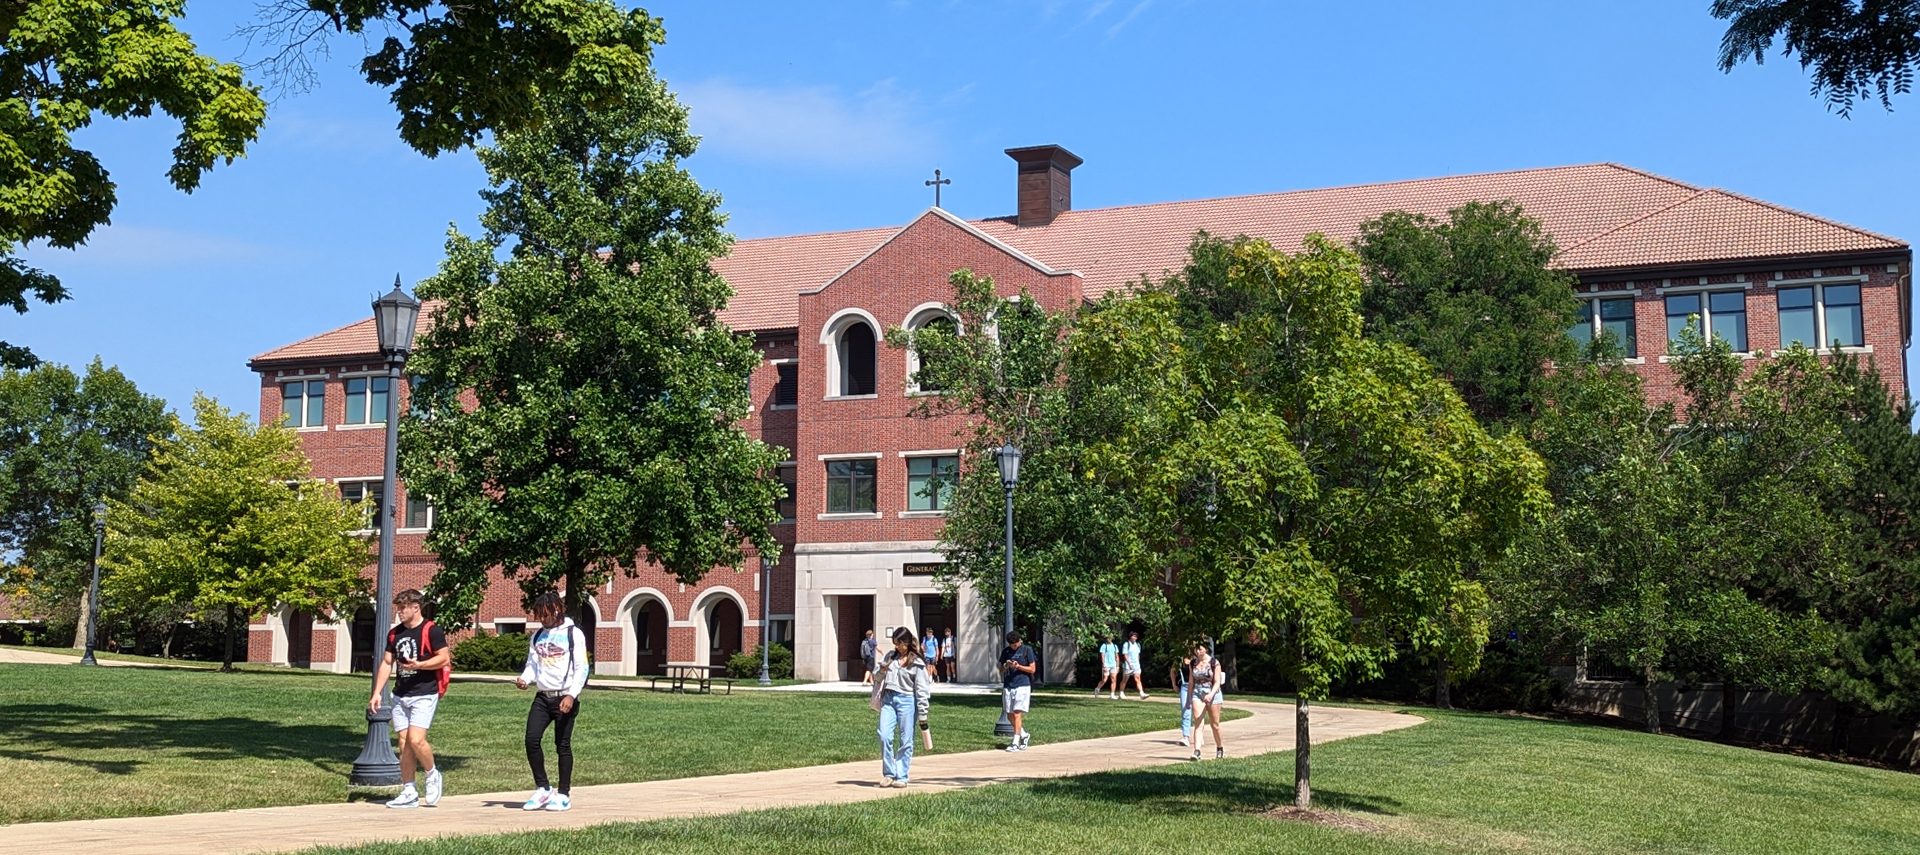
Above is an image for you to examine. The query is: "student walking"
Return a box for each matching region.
[940,628,957,682]
[517,592,590,812]
[1094,635,1120,699]
[1187,643,1225,760]
[1170,652,1202,748]
[873,627,933,787]
[1000,629,1038,751]
[370,589,450,809]
[859,629,878,685]
[922,628,941,683]
[1121,631,1149,699]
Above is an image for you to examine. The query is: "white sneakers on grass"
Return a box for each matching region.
[386,785,419,809]
[1005,731,1032,752]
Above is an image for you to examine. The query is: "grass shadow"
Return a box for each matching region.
[1028,765,1407,817]
[0,703,367,775]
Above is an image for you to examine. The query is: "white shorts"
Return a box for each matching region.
[1002,685,1031,714]
[392,693,439,731]
[1123,663,1142,675]
[1101,666,1118,676]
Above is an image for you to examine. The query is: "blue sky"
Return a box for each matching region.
[13,1,1919,421]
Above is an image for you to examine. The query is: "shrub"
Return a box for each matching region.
[727,643,794,679]
[453,630,528,673]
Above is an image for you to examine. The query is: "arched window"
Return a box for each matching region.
[911,315,955,393]
[838,321,877,396]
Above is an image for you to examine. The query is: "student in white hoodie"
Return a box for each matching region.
[516,592,590,812]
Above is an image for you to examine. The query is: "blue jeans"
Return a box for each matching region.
[1179,682,1193,738]
[878,690,917,781]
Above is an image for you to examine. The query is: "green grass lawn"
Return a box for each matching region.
[305,707,1920,855]
[0,663,1208,825]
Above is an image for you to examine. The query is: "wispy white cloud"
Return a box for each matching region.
[677,78,937,170]
[1107,0,1153,36]
[22,225,274,270]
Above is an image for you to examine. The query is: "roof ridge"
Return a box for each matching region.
[250,315,374,363]
[1696,187,1907,248]
[1559,189,1708,254]
[973,162,1686,225]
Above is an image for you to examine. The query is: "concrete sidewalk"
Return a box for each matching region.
[12,698,1423,855]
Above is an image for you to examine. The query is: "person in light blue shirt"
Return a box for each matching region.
[922,628,941,682]
[1094,635,1120,699]
[1120,631,1148,699]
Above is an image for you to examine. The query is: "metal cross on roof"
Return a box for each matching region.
[925,169,952,208]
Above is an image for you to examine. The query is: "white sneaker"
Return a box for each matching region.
[422,768,443,806]
[386,786,420,809]
[1179,737,1190,746]
[1018,731,1031,747]
[1005,743,1023,752]
[545,793,572,812]
[522,787,552,811]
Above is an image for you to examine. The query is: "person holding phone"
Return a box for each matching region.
[517,592,589,812]
[874,627,933,787]
[999,629,1038,751]
[1187,642,1226,760]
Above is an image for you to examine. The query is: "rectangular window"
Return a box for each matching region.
[1824,283,1864,347]
[282,380,325,428]
[1665,293,1700,346]
[1777,287,1816,348]
[777,465,796,521]
[343,376,391,425]
[404,493,432,529]
[340,480,385,530]
[1598,298,1637,358]
[825,459,876,514]
[1568,300,1594,349]
[906,455,958,511]
[1708,291,1747,352]
[774,363,798,406]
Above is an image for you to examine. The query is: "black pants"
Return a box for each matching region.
[526,693,579,793]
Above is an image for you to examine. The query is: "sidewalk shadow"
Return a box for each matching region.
[0,703,378,776]
[1029,767,1404,816]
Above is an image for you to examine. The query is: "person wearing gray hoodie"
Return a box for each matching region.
[873,627,933,787]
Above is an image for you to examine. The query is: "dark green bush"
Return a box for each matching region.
[453,630,528,673]
[727,643,794,679]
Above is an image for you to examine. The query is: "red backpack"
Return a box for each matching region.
[389,619,453,696]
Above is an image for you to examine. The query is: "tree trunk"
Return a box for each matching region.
[222,604,238,672]
[1435,658,1452,709]
[162,624,176,659]
[1642,663,1661,734]
[72,586,92,649]
[1720,679,1736,740]
[1294,694,1312,808]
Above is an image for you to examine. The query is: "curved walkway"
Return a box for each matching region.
[18,698,1423,855]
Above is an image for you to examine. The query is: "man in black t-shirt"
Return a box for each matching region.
[370,589,450,808]
[999,630,1038,751]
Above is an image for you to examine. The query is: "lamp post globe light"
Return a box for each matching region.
[79,501,107,666]
[993,443,1020,738]
[350,277,420,788]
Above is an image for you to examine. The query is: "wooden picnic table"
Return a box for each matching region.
[647,664,736,694]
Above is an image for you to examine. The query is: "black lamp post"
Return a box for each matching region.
[758,554,773,686]
[79,501,107,666]
[350,276,419,788]
[993,443,1020,737]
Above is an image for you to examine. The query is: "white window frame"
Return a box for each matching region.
[336,477,386,534]
[818,452,882,519]
[901,303,960,396]
[900,451,960,517]
[400,490,434,533]
[1659,287,1753,358]
[339,373,392,429]
[281,378,329,431]
[775,461,798,523]
[1570,291,1644,363]
[767,358,799,410]
[818,309,882,400]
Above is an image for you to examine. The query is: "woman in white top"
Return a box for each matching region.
[1187,643,1225,760]
[874,627,934,787]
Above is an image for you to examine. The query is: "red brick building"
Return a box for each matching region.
[247,145,1912,681]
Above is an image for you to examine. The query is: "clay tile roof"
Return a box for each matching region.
[249,302,440,366]
[254,163,1909,363]
[713,226,897,331]
[1557,188,1906,272]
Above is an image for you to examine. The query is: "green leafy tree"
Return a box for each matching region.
[1075,234,1548,807]
[249,0,668,155]
[1713,0,1920,115]
[401,86,785,628]
[102,394,370,670]
[1,0,267,367]
[885,271,1170,645]
[0,359,168,643]
[1354,200,1581,706]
